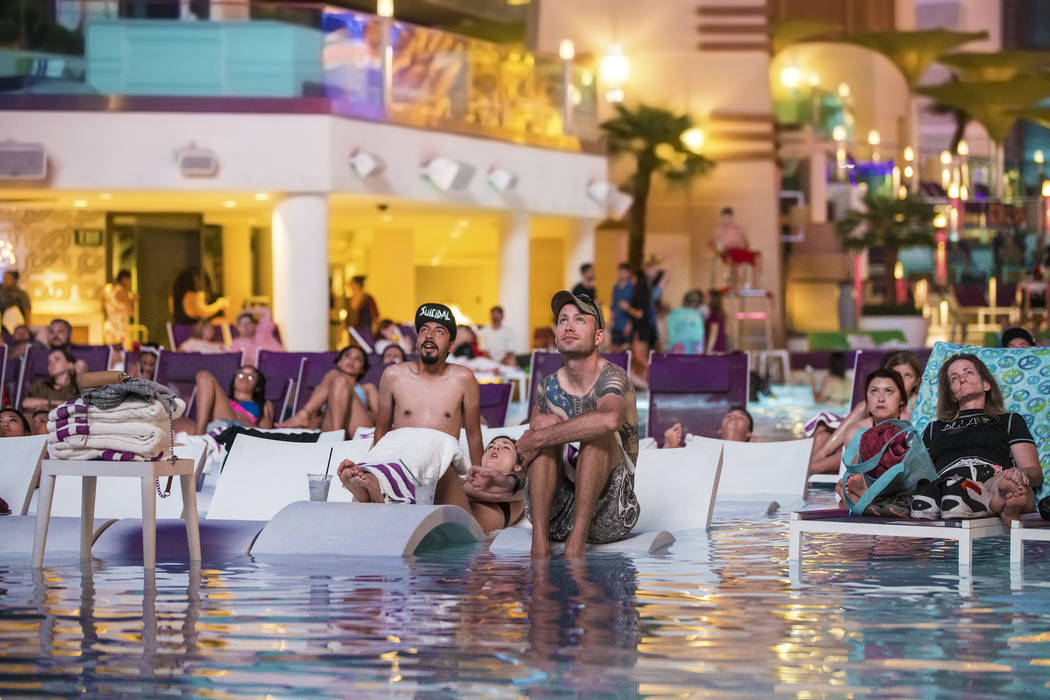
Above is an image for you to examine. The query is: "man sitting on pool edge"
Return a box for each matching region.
[468,290,641,557]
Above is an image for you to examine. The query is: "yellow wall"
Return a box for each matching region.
[415,264,498,326]
[0,208,106,342]
[366,227,416,323]
[529,237,565,341]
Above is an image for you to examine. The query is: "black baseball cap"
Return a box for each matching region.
[551,290,604,330]
[415,303,457,340]
[1002,327,1036,347]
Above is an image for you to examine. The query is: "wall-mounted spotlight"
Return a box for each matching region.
[350,150,385,178]
[587,180,633,219]
[176,143,218,177]
[487,167,518,192]
[421,157,475,191]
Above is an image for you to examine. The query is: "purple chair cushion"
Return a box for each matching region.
[646,353,749,443]
[479,382,512,428]
[848,348,933,409]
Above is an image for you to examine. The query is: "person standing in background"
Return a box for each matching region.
[610,264,634,351]
[572,263,597,302]
[0,270,31,331]
[346,275,379,338]
[171,268,229,325]
[666,290,705,354]
[479,306,517,366]
[102,269,136,349]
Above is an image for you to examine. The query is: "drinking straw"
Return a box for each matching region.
[324,447,334,477]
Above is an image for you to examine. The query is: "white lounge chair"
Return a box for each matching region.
[0,434,48,515]
[251,501,485,557]
[1009,514,1050,575]
[684,435,813,501]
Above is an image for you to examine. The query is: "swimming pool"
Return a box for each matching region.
[3,487,1050,697]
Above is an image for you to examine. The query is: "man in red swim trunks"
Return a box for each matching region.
[713,207,761,290]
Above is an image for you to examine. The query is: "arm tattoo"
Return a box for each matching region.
[594,363,629,398]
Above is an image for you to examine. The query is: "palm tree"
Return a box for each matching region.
[835,190,937,300]
[600,104,715,269]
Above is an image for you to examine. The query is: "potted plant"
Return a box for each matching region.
[836,190,937,346]
[857,302,929,347]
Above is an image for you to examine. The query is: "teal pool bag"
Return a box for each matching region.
[840,419,939,516]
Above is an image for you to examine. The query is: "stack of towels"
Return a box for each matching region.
[47,397,186,461]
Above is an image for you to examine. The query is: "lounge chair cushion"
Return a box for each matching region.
[912,341,1050,497]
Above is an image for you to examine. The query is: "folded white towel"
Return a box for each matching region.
[47,397,185,425]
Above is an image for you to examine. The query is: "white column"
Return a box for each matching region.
[272,194,329,351]
[499,211,530,354]
[809,149,828,224]
[564,218,597,289]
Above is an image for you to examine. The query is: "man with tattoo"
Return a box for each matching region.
[470,290,640,557]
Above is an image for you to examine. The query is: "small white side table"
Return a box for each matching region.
[32,458,201,568]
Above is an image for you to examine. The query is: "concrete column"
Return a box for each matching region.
[499,211,530,354]
[809,149,828,224]
[272,194,329,351]
[564,218,597,290]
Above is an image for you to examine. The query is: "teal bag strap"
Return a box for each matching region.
[844,462,905,515]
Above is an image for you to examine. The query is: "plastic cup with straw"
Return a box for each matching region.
[307,447,335,502]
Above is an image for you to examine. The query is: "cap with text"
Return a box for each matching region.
[550,290,604,330]
[415,303,457,340]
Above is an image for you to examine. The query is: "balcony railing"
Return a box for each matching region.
[0,1,598,151]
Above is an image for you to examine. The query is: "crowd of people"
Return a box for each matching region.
[2,261,1047,550]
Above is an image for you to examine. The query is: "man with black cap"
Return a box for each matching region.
[469,290,640,557]
[361,302,483,484]
[1001,327,1036,349]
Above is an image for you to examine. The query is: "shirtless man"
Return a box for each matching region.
[469,291,641,557]
[338,302,483,509]
[713,207,760,289]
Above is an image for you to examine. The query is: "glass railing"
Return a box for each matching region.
[0,0,597,150]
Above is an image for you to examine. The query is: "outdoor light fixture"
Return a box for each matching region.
[559,39,575,61]
[350,150,386,178]
[904,165,914,178]
[1036,150,1045,165]
[0,140,47,180]
[176,143,219,177]
[1042,180,1050,197]
[376,0,393,17]
[487,167,518,192]
[586,180,633,219]
[808,72,819,87]
[904,146,915,161]
[867,130,881,146]
[837,82,851,98]
[680,127,704,154]
[832,125,847,142]
[600,44,629,103]
[957,140,969,156]
[940,150,952,165]
[779,65,802,89]
[421,157,475,191]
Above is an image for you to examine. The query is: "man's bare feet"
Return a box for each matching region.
[337,460,384,502]
[276,409,311,429]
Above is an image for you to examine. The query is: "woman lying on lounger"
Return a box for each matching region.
[174,365,275,435]
[278,345,376,435]
[337,435,525,532]
[835,368,911,517]
[808,350,923,475]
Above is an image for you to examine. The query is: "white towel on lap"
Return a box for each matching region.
[357,427,467,504]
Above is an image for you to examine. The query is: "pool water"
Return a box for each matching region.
[4,489,1050,697]
[5,385,1050,696]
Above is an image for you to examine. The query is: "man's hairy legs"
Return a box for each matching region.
[529,413,618,558]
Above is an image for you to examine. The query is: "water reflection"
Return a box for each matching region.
[3,499,1050,695]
